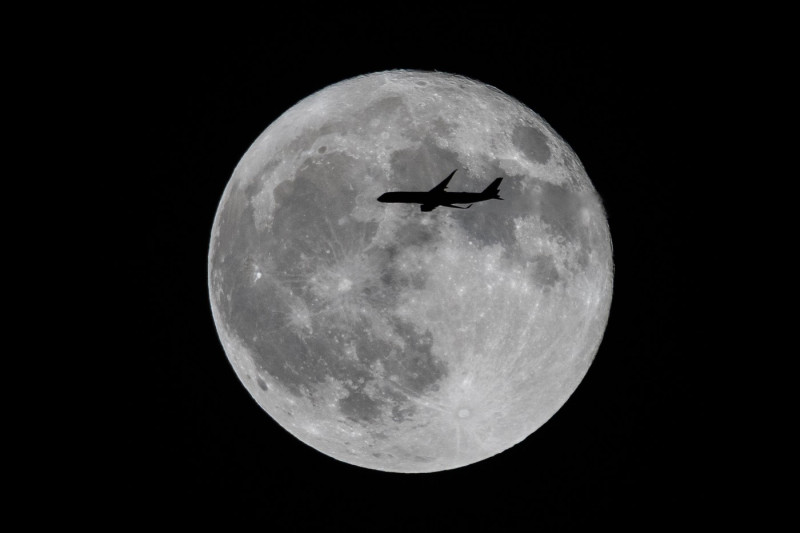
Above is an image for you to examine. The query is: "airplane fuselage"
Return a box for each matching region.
[377,191,489,205]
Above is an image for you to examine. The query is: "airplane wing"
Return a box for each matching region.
[420,203,471,211]
[428,169,458,193]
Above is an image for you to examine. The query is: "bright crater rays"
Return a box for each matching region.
[208,70,613,472]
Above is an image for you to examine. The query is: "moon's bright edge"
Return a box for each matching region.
[208,70,613,473]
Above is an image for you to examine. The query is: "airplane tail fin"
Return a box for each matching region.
[482,177,503,200]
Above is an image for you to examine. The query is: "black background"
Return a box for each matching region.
[116,12,714,527]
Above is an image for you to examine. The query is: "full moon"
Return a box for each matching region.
[208,70,613,472]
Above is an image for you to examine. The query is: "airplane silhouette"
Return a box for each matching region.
[377,169,503,212]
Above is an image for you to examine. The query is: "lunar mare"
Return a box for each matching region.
[208,70,613,472]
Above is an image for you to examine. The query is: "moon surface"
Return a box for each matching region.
[208,70,613,472]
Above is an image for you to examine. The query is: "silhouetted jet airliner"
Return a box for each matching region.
[377,170,503,212]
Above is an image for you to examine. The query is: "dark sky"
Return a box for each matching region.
[116,13,711,527]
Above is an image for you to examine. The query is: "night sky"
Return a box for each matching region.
[114,13,711,527]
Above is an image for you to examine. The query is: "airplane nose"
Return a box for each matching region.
[377,193,387,202]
